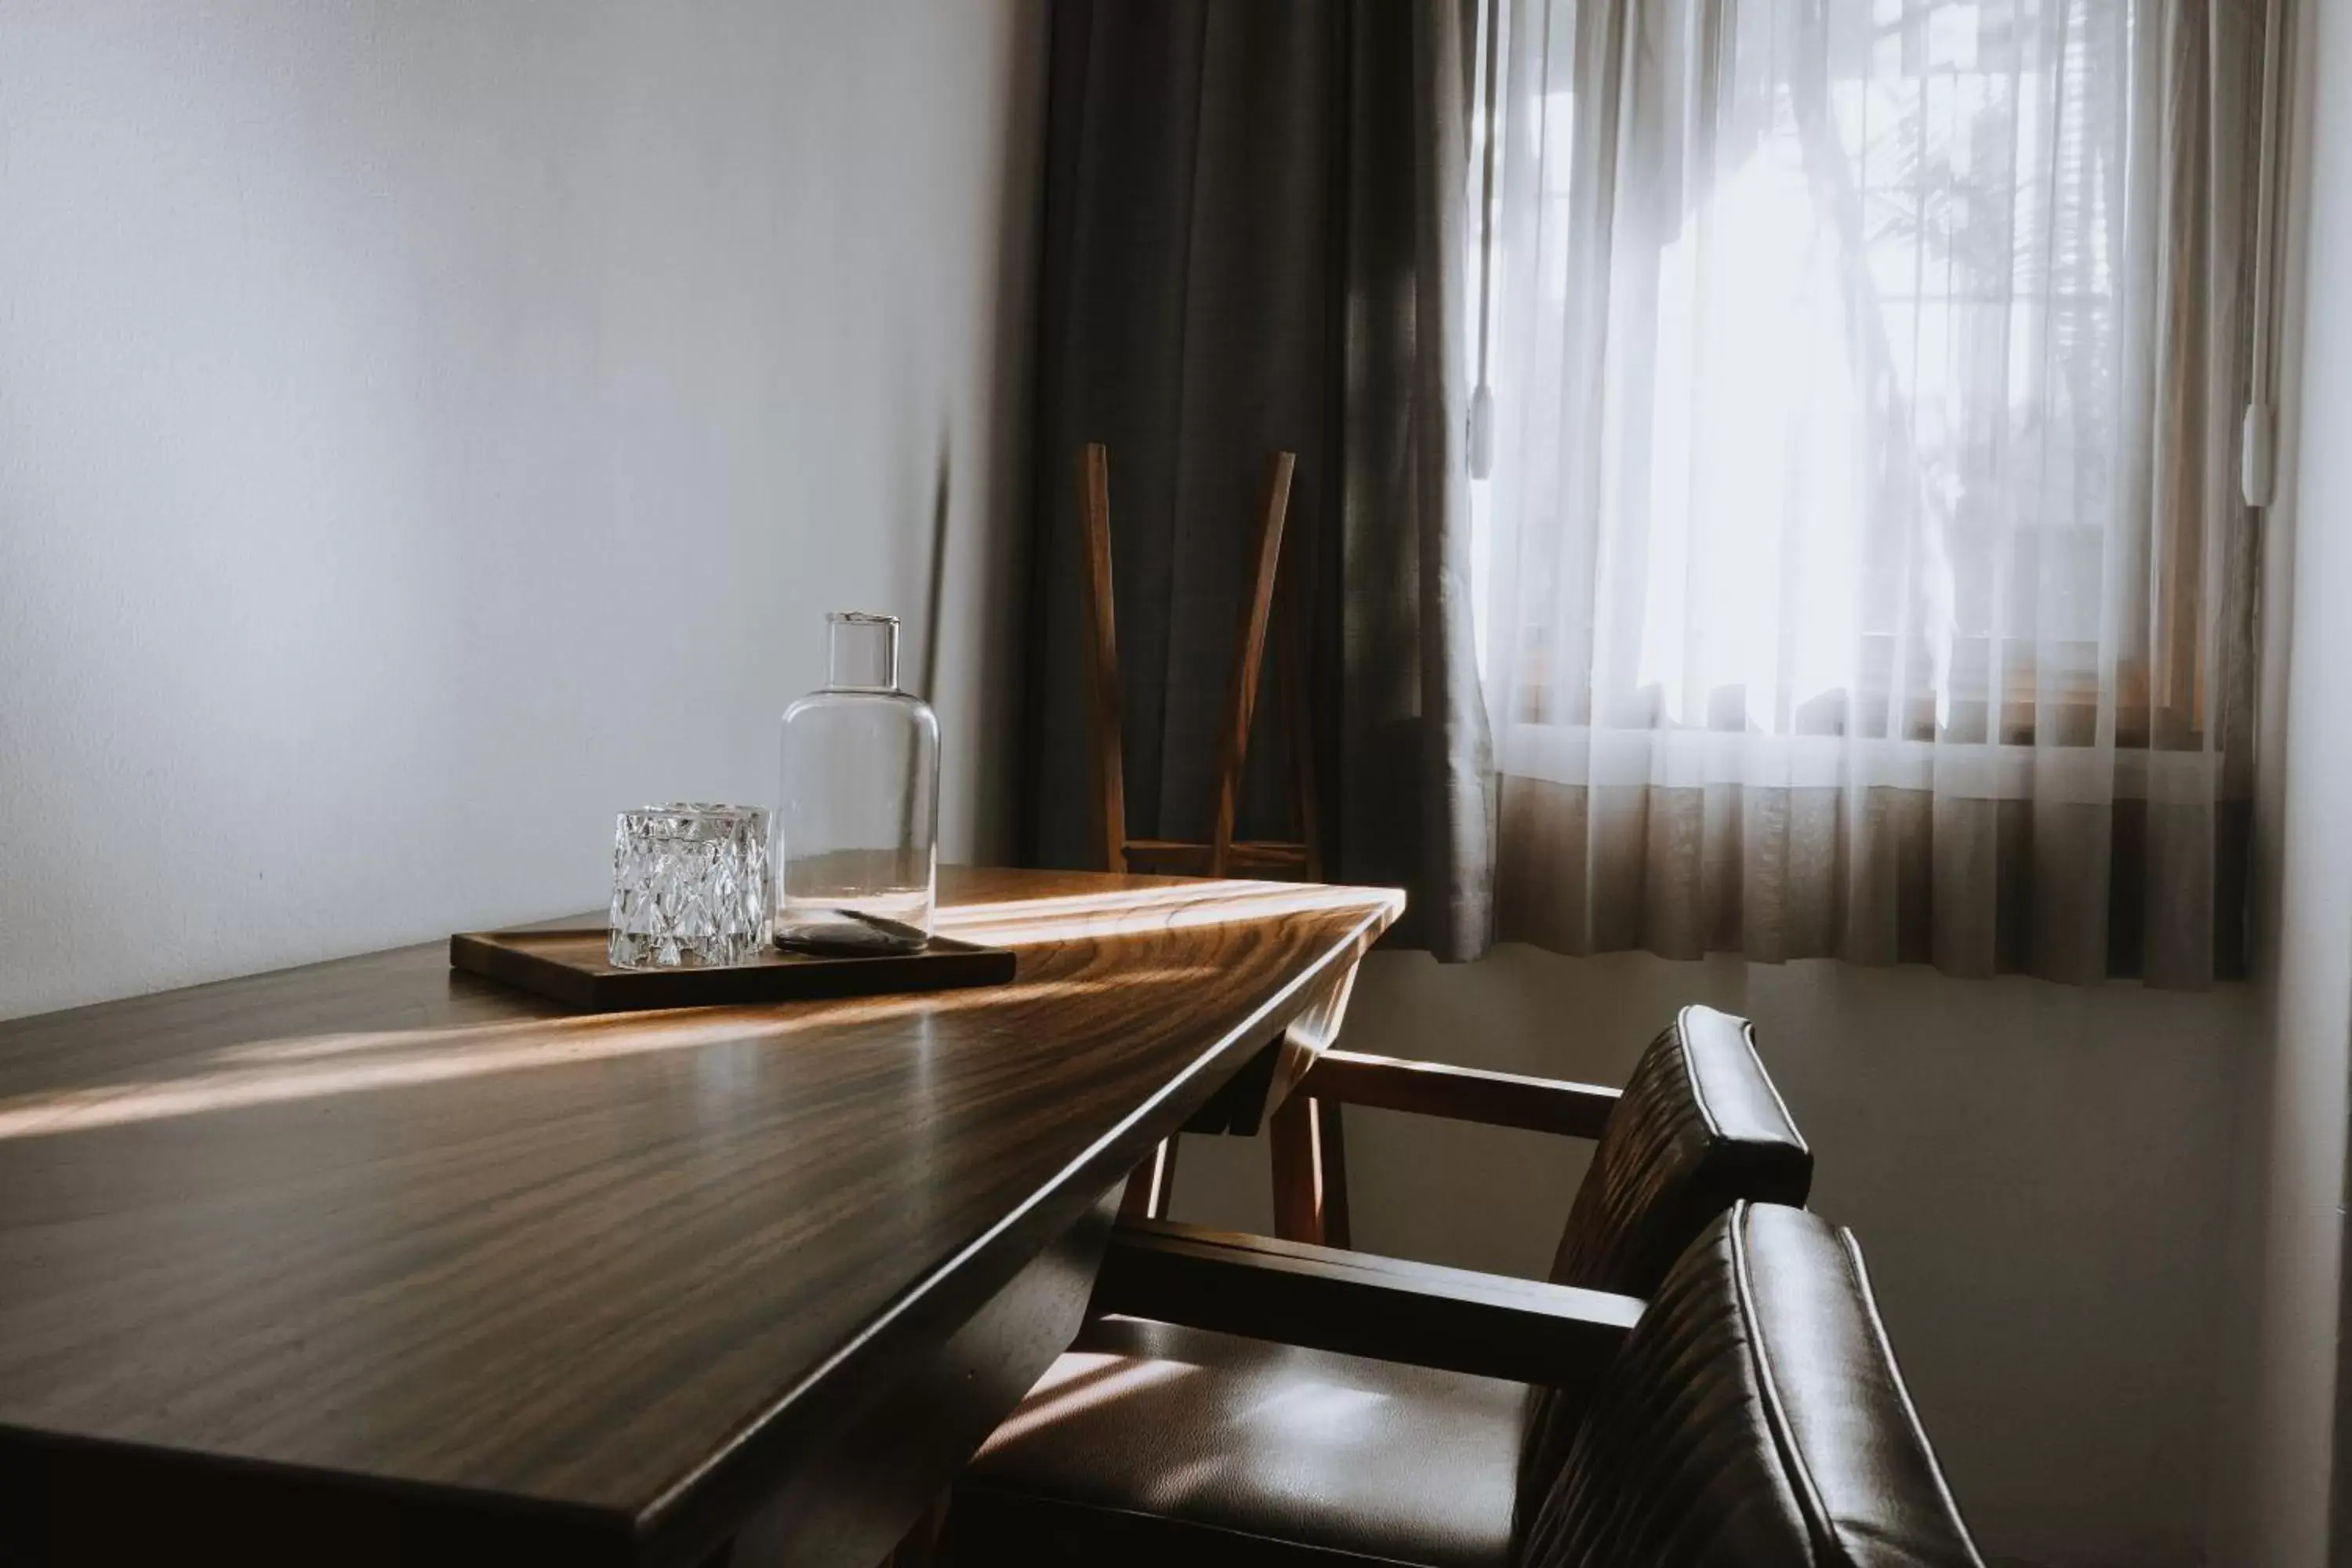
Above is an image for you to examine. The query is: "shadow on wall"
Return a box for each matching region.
[1172,944,2249,1568]
[916,436,953,703]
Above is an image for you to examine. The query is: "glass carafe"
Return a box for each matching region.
[773,612,939,953]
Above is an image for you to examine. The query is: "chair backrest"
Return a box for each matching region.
[1519,1202,1985,1568]
[1550,1005,1813,1294]
[1519,1006,1814,1519]
[1072,443,1312,878]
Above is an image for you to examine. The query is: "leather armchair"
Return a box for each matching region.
[942,1201,1983,1567]
[940,1007,1818,1567]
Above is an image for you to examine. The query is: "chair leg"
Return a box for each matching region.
[1076,444,1127,873]
[1317,1098,1351,1247]
[1276,550,1321,881]
[1120,1135,1180,1220]
[1209,452,1297,877]
[1270,1094,1349,1247]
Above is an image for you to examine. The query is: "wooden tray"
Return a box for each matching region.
[448,926,1017,1012]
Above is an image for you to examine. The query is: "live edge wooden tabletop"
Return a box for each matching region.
[0,867,1401,1568]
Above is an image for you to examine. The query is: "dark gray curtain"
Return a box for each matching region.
[1017,0,1494,957]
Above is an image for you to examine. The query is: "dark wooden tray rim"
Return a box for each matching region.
[448,926,1017,1012]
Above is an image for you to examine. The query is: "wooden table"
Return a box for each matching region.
[0,867,1400,1566]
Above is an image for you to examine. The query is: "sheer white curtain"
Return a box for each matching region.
[1478,0,2263,986]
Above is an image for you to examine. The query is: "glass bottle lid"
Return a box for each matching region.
[826,612,899,691]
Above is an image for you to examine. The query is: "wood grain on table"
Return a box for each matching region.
[0,866,1400,1566]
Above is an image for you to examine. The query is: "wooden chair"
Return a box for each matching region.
[1073,442,1319,882]
[944,1203,1986,1568]
[941,1007,1820,1568]
[1076,442,1319,1223]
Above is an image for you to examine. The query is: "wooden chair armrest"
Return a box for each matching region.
[1297,1049,1621,1138]
[1090,1218,1641,1389]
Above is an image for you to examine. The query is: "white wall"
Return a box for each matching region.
[2207,1,2350,1563]
[1174,953,2245,1567]
[0,2,1047,1020]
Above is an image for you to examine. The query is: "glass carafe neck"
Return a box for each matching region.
[826,612,900,692]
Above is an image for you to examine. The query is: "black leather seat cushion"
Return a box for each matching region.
[956,1314,1533,1568]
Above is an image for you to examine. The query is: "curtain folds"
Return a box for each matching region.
[1482,0,2263,986]
[1020,0,1496,956]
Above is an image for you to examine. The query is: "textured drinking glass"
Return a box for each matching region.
[774,612,939,953]
[608,804,771,968]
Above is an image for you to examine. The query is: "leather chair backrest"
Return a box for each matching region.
[1521,1203,1985,1568]
[1549,1006,1813,1294]
[1519,1007,1814,1519]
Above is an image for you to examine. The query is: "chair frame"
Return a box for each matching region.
[1087,1055,1640,1392]
[1091,1217,1640,1390]
[1268,1051,1623,1247]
